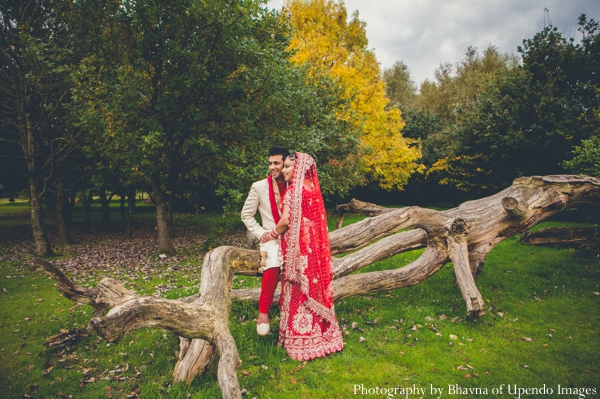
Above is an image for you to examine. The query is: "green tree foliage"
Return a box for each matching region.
[563,16,600,179]
[70,0,360,253]
[564,135,600,178]
[383,61,417,111]
[383,46,516,201]
[429,15,600,193]
[0,0,82,255]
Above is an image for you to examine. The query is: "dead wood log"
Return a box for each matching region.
[35,247,261,399]
[333,198,394,229]
[43,328,87,347]
[519,226,597,248]
[38,175,600,398]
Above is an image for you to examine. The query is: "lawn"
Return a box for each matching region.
[0,200,598,398]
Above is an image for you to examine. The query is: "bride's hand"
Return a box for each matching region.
[260,231,271,243]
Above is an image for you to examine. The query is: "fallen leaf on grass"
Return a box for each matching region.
[521,337,533,342]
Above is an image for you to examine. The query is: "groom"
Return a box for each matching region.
[241,145,290,335]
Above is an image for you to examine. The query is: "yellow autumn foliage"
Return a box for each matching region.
[285,0,422,189]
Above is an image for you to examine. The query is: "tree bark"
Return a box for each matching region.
[29,177,53,257]
[99,185,113,231]
[519,226,597,248]
[55,178,73,244]
[120,190,126,220]
[39,175,600,398]
[127,187,136,238]
[333,198,393,230]
[168,192,174,228]
[82,192,92,234]
[151,174,176,255]
[67,191,76,227]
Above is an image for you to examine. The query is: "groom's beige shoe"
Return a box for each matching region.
[257,323,270,336]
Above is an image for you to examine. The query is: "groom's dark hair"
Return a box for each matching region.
[268,145,290,160]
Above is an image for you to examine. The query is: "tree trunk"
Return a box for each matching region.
[168,192,174,228]
[99,186,112,231]
[38,175,600,399]
[151,174,176,255]
[519,226,598,248]
[127,187,136,238]
[82,193,92,234]
[67,191,76,227]
[29,177,53,257]
[333,198,392,230]
[120,191,126,221]
[55,178,73,244]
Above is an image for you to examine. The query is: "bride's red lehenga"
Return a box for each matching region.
[278,153,344,361]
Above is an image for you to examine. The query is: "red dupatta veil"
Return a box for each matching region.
[278,153,343,361]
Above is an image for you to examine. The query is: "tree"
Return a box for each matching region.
[429,16,600,193]
[71,0,296,253]
[381,46,516,202]
[564,135,600,178]
[0,0,80,256]
[72,0,362,240]
[285,0,422,190]
[383,60,417,111]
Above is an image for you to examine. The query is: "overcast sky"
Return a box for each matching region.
[266,0,600,86]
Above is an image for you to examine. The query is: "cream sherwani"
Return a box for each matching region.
[241,176,284,271]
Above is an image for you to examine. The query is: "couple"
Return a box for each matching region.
[241,146,344,361]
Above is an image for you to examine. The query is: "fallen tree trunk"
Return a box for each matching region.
[519,226,597,248]
[333,198,393,229]
[35,175,600,399]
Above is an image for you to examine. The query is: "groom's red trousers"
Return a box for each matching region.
[258,267,280,313]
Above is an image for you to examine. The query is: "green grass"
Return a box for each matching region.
[0,201,598,398]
